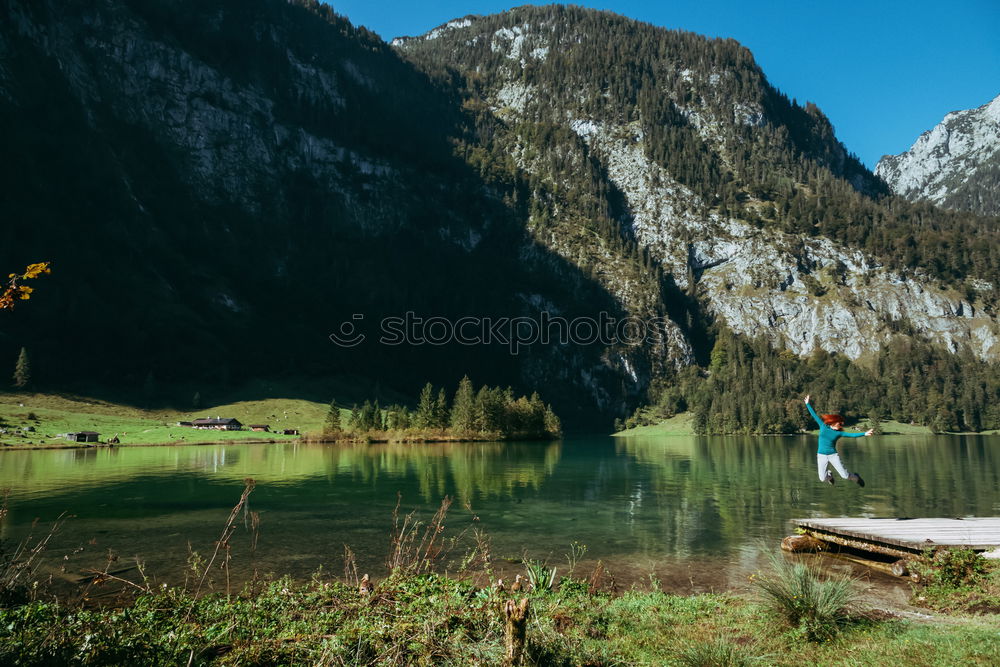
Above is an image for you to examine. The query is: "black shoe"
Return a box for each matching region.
[849,473,865,488]
[825,473,835,485]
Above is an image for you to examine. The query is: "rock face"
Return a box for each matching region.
[570,122,998,362]
[876,94,1000,217]
[400,8,1000,364]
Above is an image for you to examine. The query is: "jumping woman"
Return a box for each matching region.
[804,394,873,487]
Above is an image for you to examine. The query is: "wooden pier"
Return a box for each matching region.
[786,517,1000,578]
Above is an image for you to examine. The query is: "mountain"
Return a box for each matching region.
[1,1,998,431]
[0,0,648,425]
[876,93,1000,217]
[397,8,1000,359]
[397,5,1000,431]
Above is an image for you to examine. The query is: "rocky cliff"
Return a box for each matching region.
[399,7,1000,365]
[876,93,1000,217]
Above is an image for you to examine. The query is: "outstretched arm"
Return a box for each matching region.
[842,429,874,438]
[803,395,823,428]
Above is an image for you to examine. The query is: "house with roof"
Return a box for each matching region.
[65,431,100,443]
[190,417,243,431]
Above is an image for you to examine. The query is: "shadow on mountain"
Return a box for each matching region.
[0,0,653,430]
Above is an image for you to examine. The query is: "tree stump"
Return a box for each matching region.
[503,597,529,667]
[781,534,827,553]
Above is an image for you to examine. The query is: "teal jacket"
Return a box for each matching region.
[806,403,866,455]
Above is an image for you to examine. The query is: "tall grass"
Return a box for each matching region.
[753,556,858,641]
[0,490,67,605]
[677,637,763,667]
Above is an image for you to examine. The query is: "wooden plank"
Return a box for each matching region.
[790,517,1000,552]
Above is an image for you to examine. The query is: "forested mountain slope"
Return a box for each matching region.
[1,1,998,431]
[397,5,1000,431]
[0,0,670,424]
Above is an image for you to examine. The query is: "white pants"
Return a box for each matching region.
[817,453,850,481]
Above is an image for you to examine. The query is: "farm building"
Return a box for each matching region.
[249,424,270,432]
[190,418,243,431]
[65,431,100,443]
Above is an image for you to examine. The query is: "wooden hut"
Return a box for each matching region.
[65,431,100,443]
[190,418,243,431]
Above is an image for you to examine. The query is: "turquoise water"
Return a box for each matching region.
[2,435,998,592]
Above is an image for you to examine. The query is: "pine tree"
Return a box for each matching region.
[433,388,449,429]
[450,375,475,432]
[543,404,562,437]
[324,398,342,434]
[359,400,375,431]
[415,383,436,428]
[12,347,30,388]
[192,391,202,409]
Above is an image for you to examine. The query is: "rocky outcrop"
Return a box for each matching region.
[572,120,999,361]
[876,94,1000,217]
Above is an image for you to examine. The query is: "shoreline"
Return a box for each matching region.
[0,433,560,451]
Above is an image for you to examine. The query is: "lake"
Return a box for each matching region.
[2,434,998,593]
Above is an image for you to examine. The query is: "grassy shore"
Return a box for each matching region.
[2,570,999,666]
[612,413,697,436]
[0,392,334,448]
[613,413,1000,437]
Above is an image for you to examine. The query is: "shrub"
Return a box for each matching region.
[917,548,987,588]
[752,556,857,641]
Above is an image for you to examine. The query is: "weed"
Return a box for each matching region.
[564,540,587,575]
[915,548,987,588]
[525,559,557,592]
[752,556,858,641]
[677,637,763,666]
[1,490,67,606]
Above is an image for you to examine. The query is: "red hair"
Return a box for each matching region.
[821,414,844,426]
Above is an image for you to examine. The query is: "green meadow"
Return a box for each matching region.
[0,393,344,447]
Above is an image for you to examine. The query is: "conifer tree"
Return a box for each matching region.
[433,388,449,429]
[324,398,342,434]
[415,383,436,428]
[543,404,562,437]
[12,347,30,388]
[450,375,476,432]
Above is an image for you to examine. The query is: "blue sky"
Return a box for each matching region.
[326,0,1000,169]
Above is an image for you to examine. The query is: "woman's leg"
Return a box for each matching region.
[827,454,851,479]
[817,454,831,481]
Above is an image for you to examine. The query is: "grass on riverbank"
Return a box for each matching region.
[612,413,696,436]
[2,571,999,666]
[613,413,1000,437]
[911,548,1000,615]
[0,393,339,447]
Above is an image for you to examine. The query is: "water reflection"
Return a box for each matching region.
[1,435,997,591]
